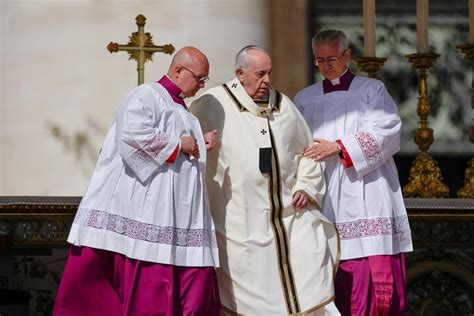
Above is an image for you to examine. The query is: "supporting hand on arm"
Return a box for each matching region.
[304,138,340,161]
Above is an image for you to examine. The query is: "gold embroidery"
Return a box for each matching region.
[267,123,301,314]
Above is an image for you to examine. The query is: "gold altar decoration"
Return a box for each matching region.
[455,43,474,198]
[107,14,175,85]
[0,196,79,246]
[403,53,449,198]
[352,57,387,78]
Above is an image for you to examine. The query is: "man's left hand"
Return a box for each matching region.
[304,138,339,161]
[204,130,218,151]
[292,191,309,209]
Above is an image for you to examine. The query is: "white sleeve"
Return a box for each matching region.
[115,87,180,182]
[291,155,326,209]
[340,81,401,177]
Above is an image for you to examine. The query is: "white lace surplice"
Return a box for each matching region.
[68,83,219,267]
[295,76,413,260]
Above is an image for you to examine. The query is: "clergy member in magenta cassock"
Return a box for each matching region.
[53,47,221,316]
[294,30,413,316]
[190,46,340,316]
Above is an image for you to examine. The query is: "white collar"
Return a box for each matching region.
[329,68,348,86]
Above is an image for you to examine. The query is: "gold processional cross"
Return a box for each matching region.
[107,14,175,85]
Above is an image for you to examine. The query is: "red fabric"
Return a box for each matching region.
[166,145,180,163]
[54,246,220,316]
[334,254,407,316]
[336,139,353,168]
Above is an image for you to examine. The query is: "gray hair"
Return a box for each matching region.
[311,29,349,56]
[235,45,268,69]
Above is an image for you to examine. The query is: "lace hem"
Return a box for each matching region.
[336,215,410,240]
[73,208,217,248]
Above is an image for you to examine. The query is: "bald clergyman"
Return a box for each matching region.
[54,47,220,316]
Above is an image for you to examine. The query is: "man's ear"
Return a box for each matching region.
[236,68,244,81]
[174,66,182,78]
[345,48,352,59]
[343,48,352,66]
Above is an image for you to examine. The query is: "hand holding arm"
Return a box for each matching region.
[303,138,340,161]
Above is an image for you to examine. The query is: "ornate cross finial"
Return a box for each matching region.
[107,14,175,85]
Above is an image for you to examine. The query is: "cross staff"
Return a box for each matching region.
[107,14,175,85]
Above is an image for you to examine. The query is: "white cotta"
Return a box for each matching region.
[294,76,413,261]
[191,78,341,316]
[68,82,219,268]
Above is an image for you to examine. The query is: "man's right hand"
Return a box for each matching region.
[181,136,200,159]
[292,191,310,209]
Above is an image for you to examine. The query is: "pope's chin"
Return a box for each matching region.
[255,89,268,99]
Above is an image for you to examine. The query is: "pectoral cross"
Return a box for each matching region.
[107,14,175,85]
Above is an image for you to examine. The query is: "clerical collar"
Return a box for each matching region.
[157,75,187,108]
[322,69,355,94]
[330,68,348,85]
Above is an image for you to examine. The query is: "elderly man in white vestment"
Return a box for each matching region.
[53,47,221,316]
[294,30,413,316]
[190,45,340,316]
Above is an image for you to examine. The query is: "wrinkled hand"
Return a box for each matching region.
[292,191,309,209]
[204,130,218,151]
[303,138,340,161]
[180,136,200,159]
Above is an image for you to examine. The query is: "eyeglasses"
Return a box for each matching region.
[315,50,347,66]
[180,65,209,84]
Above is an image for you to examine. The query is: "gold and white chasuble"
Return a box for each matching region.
[191,78,340,316]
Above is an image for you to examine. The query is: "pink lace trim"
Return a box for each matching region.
[128,133,170,171]
[355,132,381,167]
[336,215,410,240]
[74,208,217,248]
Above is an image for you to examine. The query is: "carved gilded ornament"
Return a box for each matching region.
[0,196,78,245]
[352,56,387,78]
[457,158,474,199]
[403,53,449,198]
[455,43,474,198]
[403,152,449,198]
